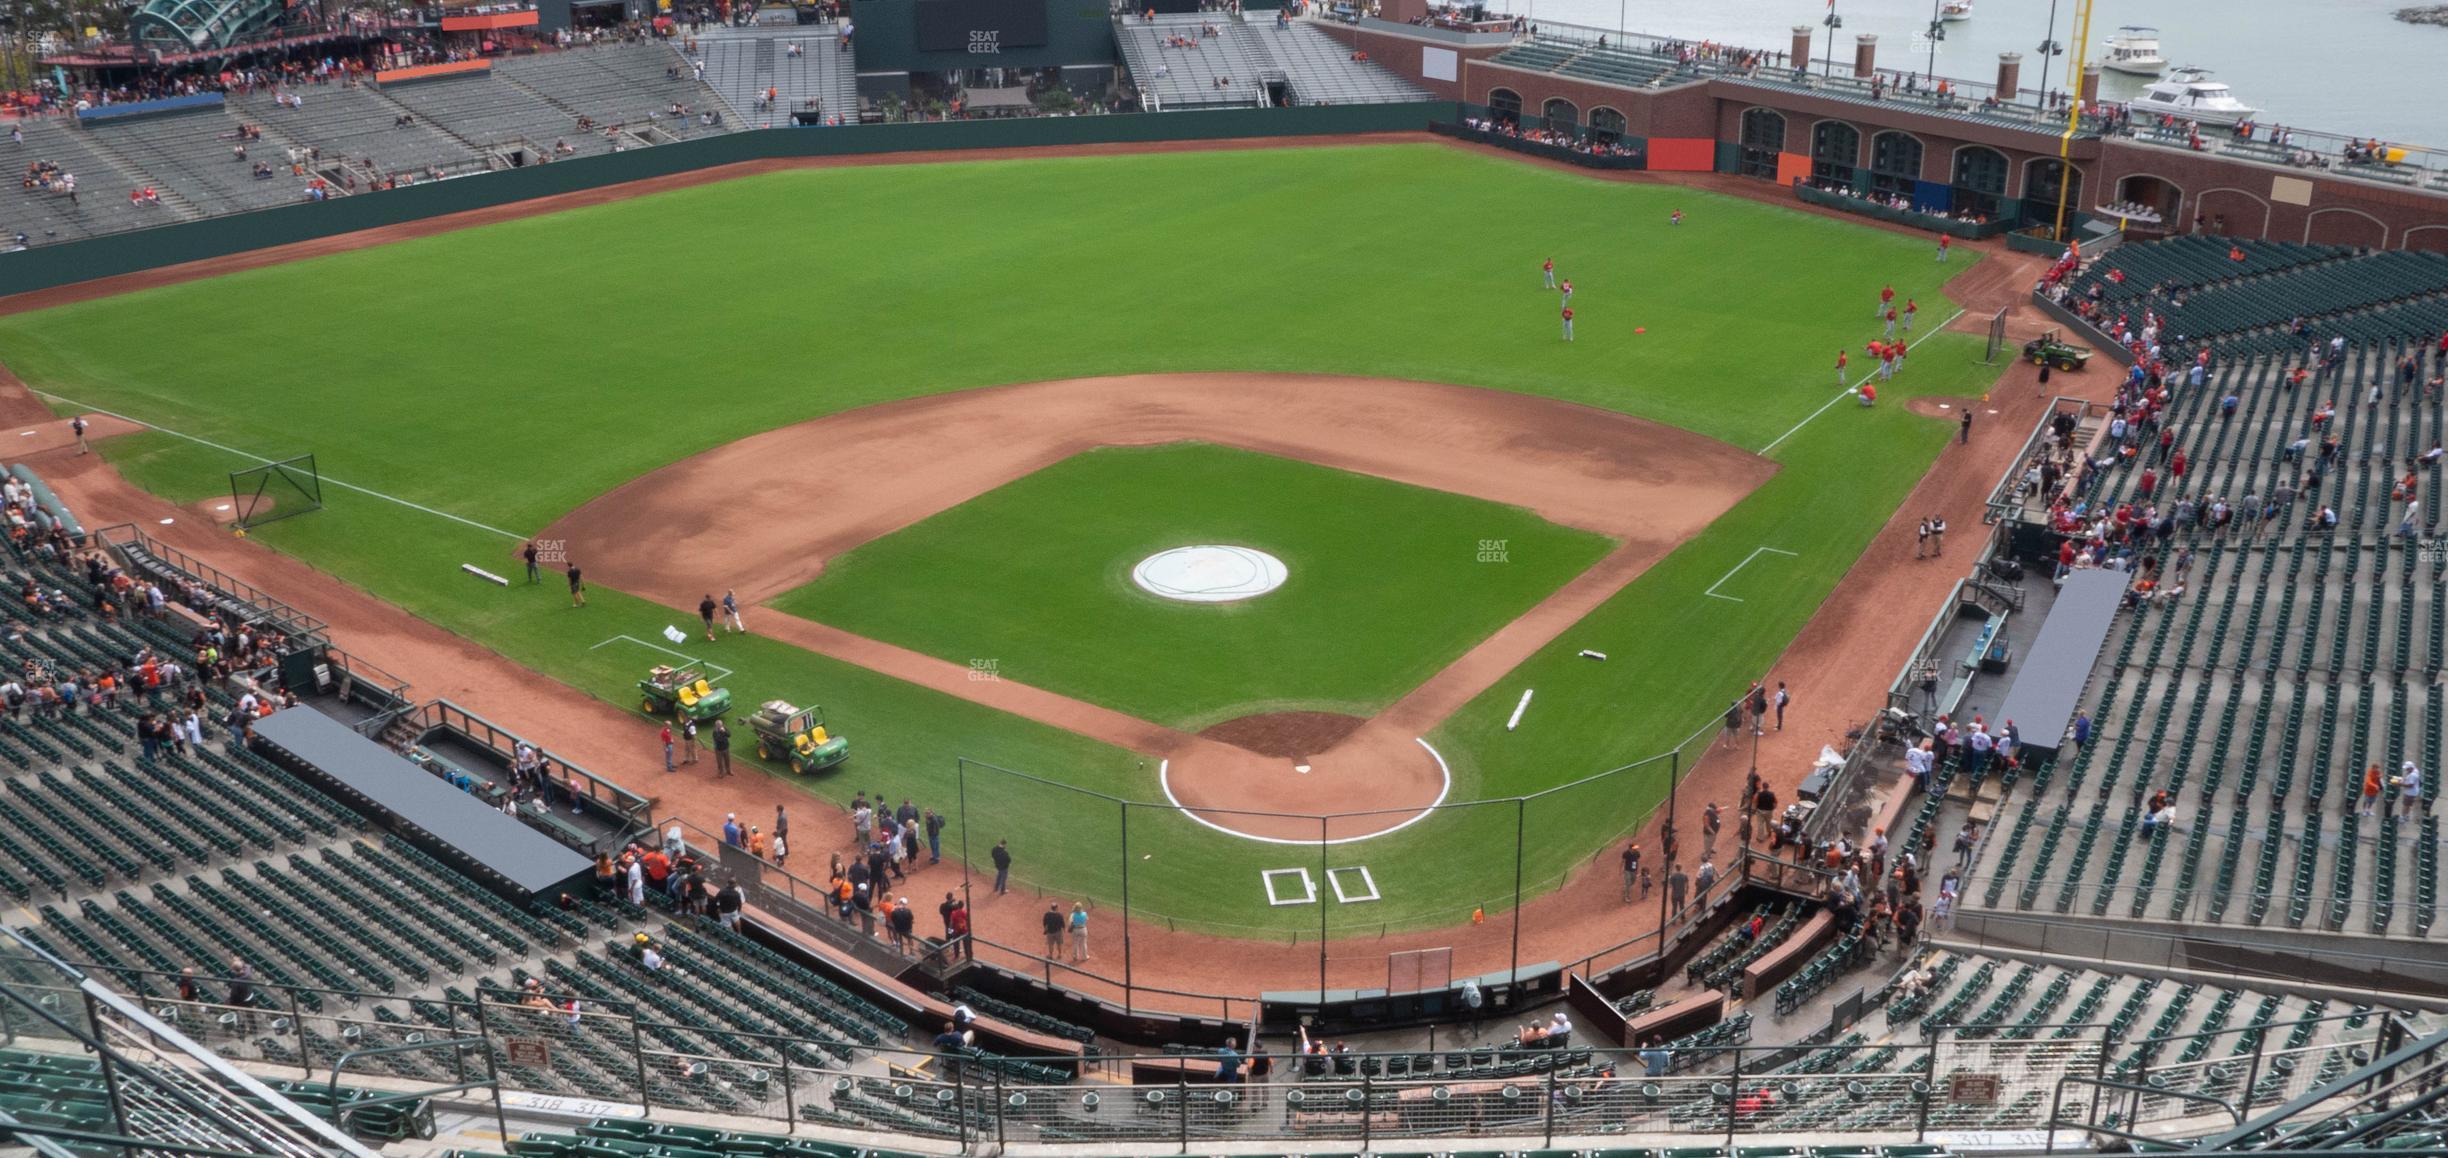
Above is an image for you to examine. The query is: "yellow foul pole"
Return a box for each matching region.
[2051,0,2096,242]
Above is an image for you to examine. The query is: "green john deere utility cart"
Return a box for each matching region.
[746,699,848,773]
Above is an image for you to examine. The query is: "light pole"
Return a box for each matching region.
[1822,1,1841,79]
[1924,0,1944,84]
[2035,0,2065,105]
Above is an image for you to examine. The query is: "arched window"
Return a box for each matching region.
[1588,106,1628,144]
[1869,131,1924,201]
[1951,146,2010,219]
[1811,120,1860,188]
[1487,88,1522,124]
[1542,98,1580,131]
[2024,159,2085,232]
[1738,108,1786,179]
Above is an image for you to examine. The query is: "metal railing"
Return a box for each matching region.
[0,933,384,1158]
[411,698,652,829]
[91,523,330,646]
[13,934,2431,1149]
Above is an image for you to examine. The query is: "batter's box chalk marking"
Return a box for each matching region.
[1703,547,1800,603]
[588,634,736,681]
[1327,866,1380,904]
[1261,868,1318,907]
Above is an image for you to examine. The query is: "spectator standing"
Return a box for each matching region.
[1068,902,1091,961]
[1041,903,1064,957]
[991,839,1012,894]
[1667,862,1689,916]
[889,896,915,950]
[712,719,731,777]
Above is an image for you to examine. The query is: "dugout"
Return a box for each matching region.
[849,0,1119,107]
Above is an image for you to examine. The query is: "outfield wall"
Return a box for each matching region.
[0,103,1453,299]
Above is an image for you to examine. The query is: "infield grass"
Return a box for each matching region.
[771,443,1615,729]
[0,142,2003,936]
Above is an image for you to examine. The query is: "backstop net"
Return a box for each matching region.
[1985,307,2010,363]
[229,454,323,529]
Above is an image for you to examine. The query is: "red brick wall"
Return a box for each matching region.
[2095,138,2448,248]
[1466,62,1668,132]
[1308,23,1503,103]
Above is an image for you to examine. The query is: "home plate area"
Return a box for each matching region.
[1261,866,1380,907]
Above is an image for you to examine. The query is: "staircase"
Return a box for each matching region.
[66,124,206,222]
[364,85,488,155]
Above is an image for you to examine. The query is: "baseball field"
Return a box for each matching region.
[0,141,2004,937]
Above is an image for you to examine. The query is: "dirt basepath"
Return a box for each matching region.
[0,137,2104,1010]
[545,372,1773,841]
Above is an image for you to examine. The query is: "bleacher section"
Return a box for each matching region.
[3,115,194,243]
[1976,329,2448,940]
[87,109,338,215]
[0,1048,436,1144]
[493,41,732,142]
[690,28,858,126]
[1741,951,2426,1135]
[1246,19,1431,106]
[1486,36,1688,92]
[2062,237,2448,358]
[231,83,480,177]
[1113,14,1269,110]
[3,43,728,248]
[0,542,926,1122]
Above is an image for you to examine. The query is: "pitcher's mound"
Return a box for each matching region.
[1200,711,1367,759]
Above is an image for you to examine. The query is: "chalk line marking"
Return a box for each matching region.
[1703,547,1799,603]
[1261,867,1317,907]
[590,634,735,681]
[26,388,528,542]
[1758,306,1969,456]
[1326,866,1380,904]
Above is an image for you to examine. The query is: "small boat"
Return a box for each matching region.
[2134,66,2258,125]
[1939,0,1972,20]
[2101,25,2165,75]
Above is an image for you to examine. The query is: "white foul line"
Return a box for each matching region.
[589,634,736,681]
[1703,547,1799,603]
[26,388,529,542]
[1757,306,1970,456]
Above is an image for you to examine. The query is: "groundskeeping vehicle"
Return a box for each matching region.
[746,699,848,773]
[639,666,733,721]
[2023,330,2093,371]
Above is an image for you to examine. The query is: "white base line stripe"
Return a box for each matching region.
[27,389,528,542]
[1703,546,1799,603]
[589,634,735,680]
[1758,306,1970,456]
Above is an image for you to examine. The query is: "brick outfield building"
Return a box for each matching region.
[1316,11,2448,252]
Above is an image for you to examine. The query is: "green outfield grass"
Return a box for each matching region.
[0,142,2002,937]
[772,443,1615,729]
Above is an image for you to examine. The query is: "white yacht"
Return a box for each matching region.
[1939,0,1972,20]
[2134,67,2258,125]
[2100,26,2166,75]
